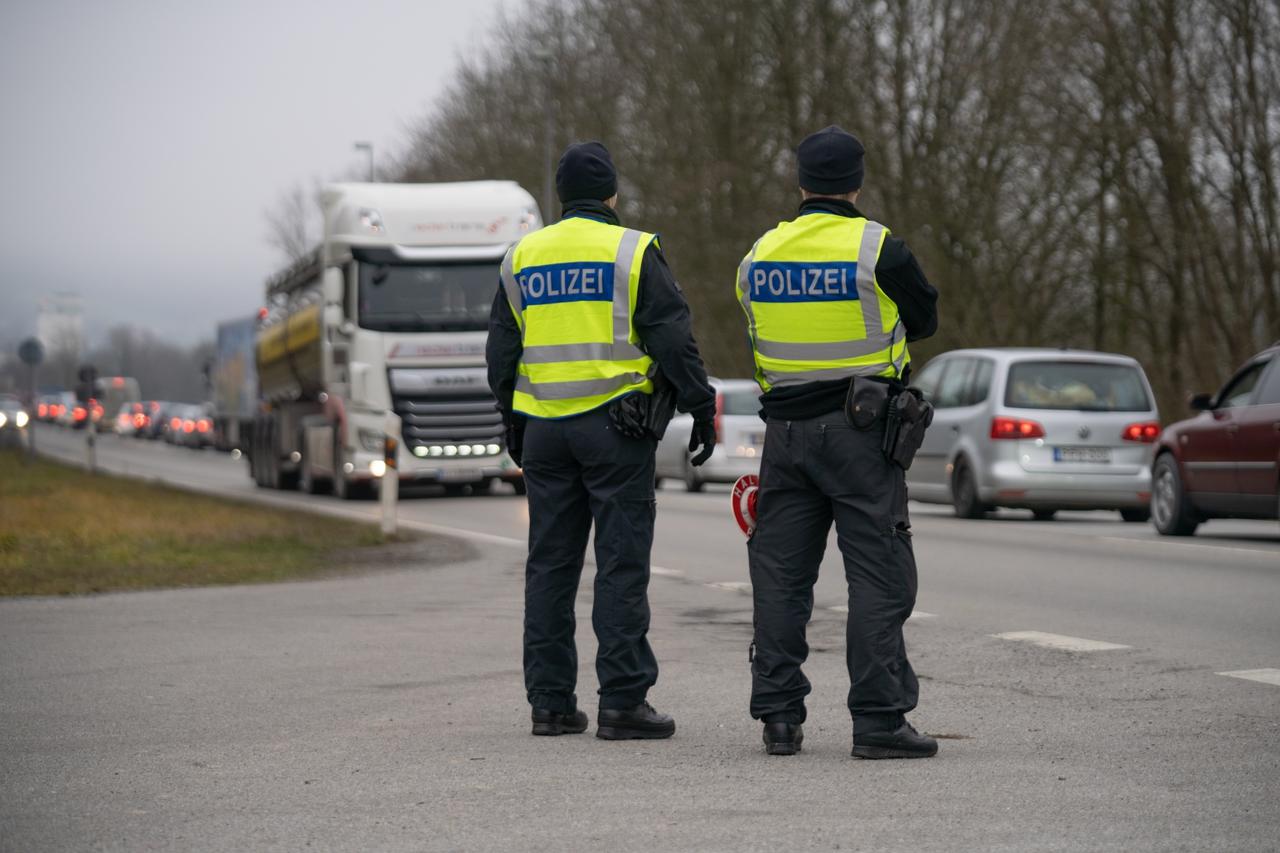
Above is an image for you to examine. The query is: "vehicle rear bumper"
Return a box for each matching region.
[980,460,1152,509]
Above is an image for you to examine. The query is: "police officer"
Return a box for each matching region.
[487,141,717,740]
[737,126,940,758]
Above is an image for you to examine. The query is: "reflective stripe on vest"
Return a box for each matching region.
[500,217,655,418]
[736,214,909,391]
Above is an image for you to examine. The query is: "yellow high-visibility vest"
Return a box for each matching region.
[736,212,909,392]
[500,215,655,418]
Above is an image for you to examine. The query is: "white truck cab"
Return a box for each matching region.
[251,181,541,497]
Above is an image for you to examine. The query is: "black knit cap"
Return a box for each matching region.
[797,125,865,194]
[555,141,618,202]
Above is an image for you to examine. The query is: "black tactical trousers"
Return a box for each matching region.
[521,407,659,713]
[748,409,919,732]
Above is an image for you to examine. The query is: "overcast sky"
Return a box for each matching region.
[0,0,512,347]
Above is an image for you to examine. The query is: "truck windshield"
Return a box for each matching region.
[358,261,496,332]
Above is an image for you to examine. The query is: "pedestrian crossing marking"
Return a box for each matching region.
[993,631,1130,652]
[1217,668,1280,687]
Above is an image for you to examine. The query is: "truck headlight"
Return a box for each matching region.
[369,459,387,478]
[0,412,6,427]
[359,208,384,234]
[359,428,384,452]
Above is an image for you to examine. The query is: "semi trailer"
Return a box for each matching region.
[211,315,258,452]
[250,181,541,497]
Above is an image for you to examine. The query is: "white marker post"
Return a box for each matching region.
[380,411,401,537]
[86,429,96,474]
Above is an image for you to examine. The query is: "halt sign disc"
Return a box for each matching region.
[731,474,759,537]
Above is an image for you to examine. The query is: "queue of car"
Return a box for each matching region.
[31,393,214,449]
[10,343,1279,537]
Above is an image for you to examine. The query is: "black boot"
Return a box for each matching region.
[851,721,937,759]
[531,707,589,736]
[762,722,804,756]
[596,701,676,740]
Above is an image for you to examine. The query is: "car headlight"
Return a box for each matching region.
[0,412,6,427]
[369,459,387,478]
[16,411,29,428]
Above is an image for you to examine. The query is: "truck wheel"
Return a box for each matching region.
[1151,454,1199,536]
[332,436,361,500]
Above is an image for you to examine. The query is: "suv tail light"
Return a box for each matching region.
[1122,421,1160,443]
[990,416,1045,440]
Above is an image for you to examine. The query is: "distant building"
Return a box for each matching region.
[36,292,84,359]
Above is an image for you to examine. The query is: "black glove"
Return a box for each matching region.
[688,418,715,467]
[608,394,649,439]
[505,417,526,467]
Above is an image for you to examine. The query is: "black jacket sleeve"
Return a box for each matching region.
[876,235,939,342]
[633,243,717,421]
[485,284,523,422]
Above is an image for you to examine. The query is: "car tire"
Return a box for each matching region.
[683,458,704,493]
[1032,509,1056,521]
[951,459,986,519]
[1119,508,1150,523]
[1151,454,1199,536]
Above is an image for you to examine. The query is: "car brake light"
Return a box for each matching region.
[183,420,195,433]
[714,392,724,444]
[74,407,86,421]
[1122,421,1160,443]
[990,416,1045,440]
[38,404,48,417]
[197,420,210,433]
[171,417,182,430]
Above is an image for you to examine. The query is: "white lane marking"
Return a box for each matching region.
[706,581,752,593]
[1098,536,1280,559]
[993,631,1130,651]
[828,605,936,620]
[651,566,684,578]
[1217,668,1280,687]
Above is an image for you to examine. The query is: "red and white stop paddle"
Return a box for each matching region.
[731,474,760,537]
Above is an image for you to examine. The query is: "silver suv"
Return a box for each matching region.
[907,348,1160,520]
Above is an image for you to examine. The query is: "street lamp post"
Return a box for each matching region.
[354,141,374,182]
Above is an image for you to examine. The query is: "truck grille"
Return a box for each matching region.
[391,391,505,452]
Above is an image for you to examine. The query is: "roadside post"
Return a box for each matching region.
[380,411,401,537]
[76,364,98,474]
[17,338,44,462]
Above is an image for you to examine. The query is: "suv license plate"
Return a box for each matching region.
[1054,446,1111,464]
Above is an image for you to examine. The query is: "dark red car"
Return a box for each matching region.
[1152,343,1280,535]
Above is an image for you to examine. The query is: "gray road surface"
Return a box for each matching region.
[3,426,1278,851]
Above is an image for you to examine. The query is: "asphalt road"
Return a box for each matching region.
[4,425,1279,851]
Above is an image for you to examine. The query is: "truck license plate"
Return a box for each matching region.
[439,468,482,483]
[1054,446,1110,464]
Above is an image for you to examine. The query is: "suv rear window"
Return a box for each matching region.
[1004,361,1151,412]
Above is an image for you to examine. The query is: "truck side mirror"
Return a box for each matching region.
[1188,392,1213,411]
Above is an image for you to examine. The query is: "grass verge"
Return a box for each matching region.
[0,449,394,596]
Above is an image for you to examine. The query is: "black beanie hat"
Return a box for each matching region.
[797,125,865,194]
[555,141,618,202]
